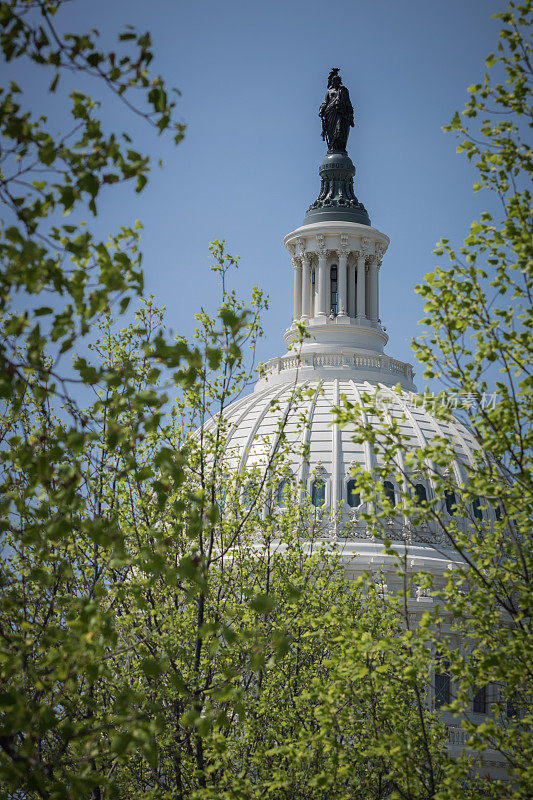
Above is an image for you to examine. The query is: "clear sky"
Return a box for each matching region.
[13,0,507,390]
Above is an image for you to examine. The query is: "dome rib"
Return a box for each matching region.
[225,383,278,438]
[238,383,291,473]
[298,382,321,500]
[410,398,468,487]
[332,379,340,510]
[265,382,310,474]
[347,380,376,475]
[367,381,408,491]
[379,383,437,486]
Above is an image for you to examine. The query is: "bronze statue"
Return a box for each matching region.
[319,68,354,152]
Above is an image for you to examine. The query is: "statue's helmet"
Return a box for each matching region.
[327,67,341,88]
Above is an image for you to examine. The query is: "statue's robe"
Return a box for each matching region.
[320,85,354,151]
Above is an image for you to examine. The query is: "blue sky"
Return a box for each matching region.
[13,0,506,389]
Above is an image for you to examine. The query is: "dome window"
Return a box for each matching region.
[330,265,338,316]
[311,478,326,507]
[383,480,395,507]
[444,489,457,516]
[346,479,360,508]
[276,479,288,508]
[414,483,427,505]
[472,497,483,521]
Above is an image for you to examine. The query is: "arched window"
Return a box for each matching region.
[472,497,483,521]
[414,483,427,505]
[383,480,395,507]
[311,478,326,507]
[346,479,360,508]
[276,479,288,508]
[445,489,457,516]
[330,265,338,316]
[494,504,502,522]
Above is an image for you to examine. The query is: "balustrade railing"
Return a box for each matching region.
[260,351,414,380]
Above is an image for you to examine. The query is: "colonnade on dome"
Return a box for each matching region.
[289,230,384,326]
[281,221,396,364]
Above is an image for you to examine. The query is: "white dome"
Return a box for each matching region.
[206,375,482,553]
[201,219,487,576]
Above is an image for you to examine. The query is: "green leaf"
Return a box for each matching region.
[250,593,276,614]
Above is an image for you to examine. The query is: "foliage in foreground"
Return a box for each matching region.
[0,1,531,799]
[1,263,449,799]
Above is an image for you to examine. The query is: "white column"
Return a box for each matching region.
[316,251,327,316]
[292,257,302,321]
[365,265,371,323]
[337,250,348,318]
[368,257,378,323]
[313,263,319,318]
[349,259,356,318]
[356,252,366,320]
[376,262,380,323]
[301,253,311,320]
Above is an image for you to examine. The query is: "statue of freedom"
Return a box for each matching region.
[319,68,355,152]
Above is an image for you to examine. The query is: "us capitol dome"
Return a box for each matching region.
[204,70,490,589]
